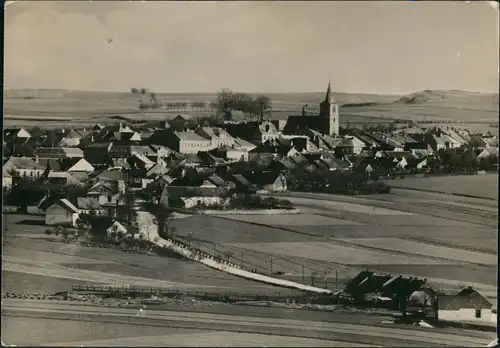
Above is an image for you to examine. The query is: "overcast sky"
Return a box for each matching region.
[4,1,499,94]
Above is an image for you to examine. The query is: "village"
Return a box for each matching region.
[2,84,499,330]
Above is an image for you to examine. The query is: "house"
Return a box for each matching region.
[4,127,32,139]
[334,136,368,155]
[44,171,83,186]
[3,170,13,190]
[65,158,95,173]
[198,175,224,188]
[146,160,170,178]
[196,127,235,148]
[249,172,288,192]
[86,181,125,207]
[233,138,257,153]
[169,115,189,132]
[259,121,281,144]
[75,197,105,215]
[230,174,254,193]
[436,287,496,325]
[216,145,249,162]
[83,143,113,167]
[34,147,84,161]
[58,129,82,147]
[167,131,212,154]
[45,199,80,227]
[108,144,131,159]
[3,157,45,178]
[477,147,499,160]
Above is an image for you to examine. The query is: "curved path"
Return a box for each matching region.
[2,300,494,347]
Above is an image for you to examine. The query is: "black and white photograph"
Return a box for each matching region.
[2,0,499,346]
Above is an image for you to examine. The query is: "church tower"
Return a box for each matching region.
[319,80,339,136]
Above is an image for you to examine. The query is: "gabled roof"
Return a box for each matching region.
[87,181,117,195]
[111,158,131,170]
[231,174,252,188]
[146,161,170,177]
[76,197,102,210]
[174,131,209,142]
[38,159,62,171]
[207,175,227,187]
[97,169,126,181]
[3,157,45,170]
[233,138,257,150]
[130,146,157,156]
[133,153,155,167]
[57,199,80,213]
[63,129,82,139]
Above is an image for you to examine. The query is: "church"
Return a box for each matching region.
[282,81,340,136]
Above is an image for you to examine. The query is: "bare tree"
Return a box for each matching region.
[223,250,234,262]
[254,95,272,122]
[216,88,234,119]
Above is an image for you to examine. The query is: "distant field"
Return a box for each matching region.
[387,174,498,200]
[4,88,498,128]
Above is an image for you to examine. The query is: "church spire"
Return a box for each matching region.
[325,78,332,102]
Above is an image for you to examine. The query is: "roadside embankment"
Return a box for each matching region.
[135,211,334,295]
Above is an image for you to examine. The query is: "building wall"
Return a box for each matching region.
[179,140,211,154]
[16,169,45,178]
[45,204,79,226]
[438,308,496,324]
[3,176,13,190]
[227,149,247,162]
[182,196,227,209]
[264,176,287,192]
[98,193,121,206]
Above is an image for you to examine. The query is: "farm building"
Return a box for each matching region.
[436,287,496,325]
[45,199,80,227]
[342,271,427,310]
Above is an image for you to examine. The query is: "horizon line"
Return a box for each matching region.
[4,88,499,96]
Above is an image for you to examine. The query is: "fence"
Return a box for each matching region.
[71,284,336,304]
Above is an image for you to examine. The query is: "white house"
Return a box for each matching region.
[45,199,80,227]
[3,157,45,179]
[3,170,13,190]
[437,287,496,325]
[196,127,235,149]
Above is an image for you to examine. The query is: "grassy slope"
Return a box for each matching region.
[2,214,291,294]
[4,89,498,129]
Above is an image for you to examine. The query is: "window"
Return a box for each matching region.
[107,195,112,203]
[475,309,481,318]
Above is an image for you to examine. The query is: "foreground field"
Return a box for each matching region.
[4,89,498,130]
[2,300,494,347]
[386,174,498,200]
[2,214,288,295]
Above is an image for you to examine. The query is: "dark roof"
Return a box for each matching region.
[438,289,492,310]
[282,115,324,136]
[344,271,427,299]
[76,197,102,210]
[247,171,284,186]
[37,159,62,171]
